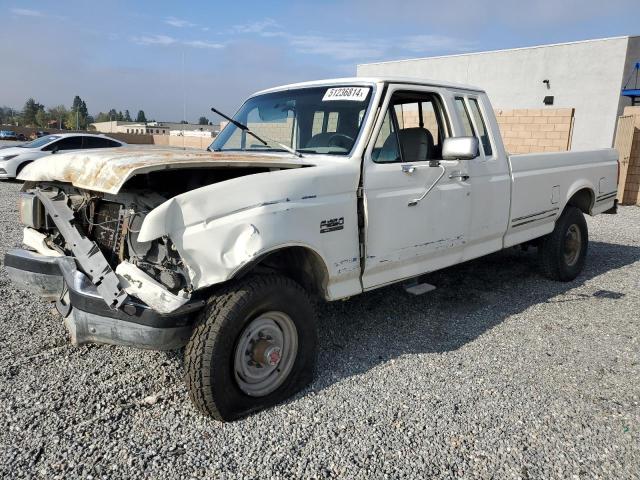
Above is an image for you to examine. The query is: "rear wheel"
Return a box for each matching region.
[538,206,588,281]
[185,274,317,421]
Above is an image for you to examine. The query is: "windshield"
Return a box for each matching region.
[19,135,60,148]
[210,86,373,155]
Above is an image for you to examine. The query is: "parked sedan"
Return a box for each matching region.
[0,133,126,180]
[0,130,18,140]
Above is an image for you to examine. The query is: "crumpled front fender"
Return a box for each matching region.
[137,163,363,300]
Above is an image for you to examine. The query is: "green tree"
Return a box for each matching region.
[22,98,45,126]
[47,105,68,129]
[70,95,89,129]
[124,110,132,122]
[136,110,147,123]
[117,111,124,121]
[65,110,79,130]
[198,116,209,125]
[94,112,110,123]
[0,106,18,125]
[35,109,49,128]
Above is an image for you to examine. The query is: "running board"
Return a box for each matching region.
[404,282,436,296]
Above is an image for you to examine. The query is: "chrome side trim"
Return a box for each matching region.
[511,207,560,223]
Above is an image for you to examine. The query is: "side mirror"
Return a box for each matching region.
[442,137,479,160]
[50,145,59,154]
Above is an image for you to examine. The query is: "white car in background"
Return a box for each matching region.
[0,133,126,180]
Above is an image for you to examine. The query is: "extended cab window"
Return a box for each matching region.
[454,97,475,137]
[468,98,493,156]
[372,91,448,163]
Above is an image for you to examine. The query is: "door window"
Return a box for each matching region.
[43,136,82,151]
[84,136,122,148]
[372,91,448,163]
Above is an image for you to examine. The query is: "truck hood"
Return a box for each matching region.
[17,146,310,194]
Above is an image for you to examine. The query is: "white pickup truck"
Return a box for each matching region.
[6,77,618,420]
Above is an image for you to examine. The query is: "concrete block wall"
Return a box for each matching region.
[495,108,574,154]
[375,108,574,155]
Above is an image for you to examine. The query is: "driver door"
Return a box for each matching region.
[361,85,472,289]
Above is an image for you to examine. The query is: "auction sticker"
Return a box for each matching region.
[322,87,370,102]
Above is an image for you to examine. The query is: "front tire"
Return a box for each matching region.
[538,206,588,281]
[185,274,317,421]
[15,161,33,178]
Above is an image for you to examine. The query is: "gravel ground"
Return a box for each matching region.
[0,180,638,479]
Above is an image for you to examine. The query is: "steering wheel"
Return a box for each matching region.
[327,133,354,150]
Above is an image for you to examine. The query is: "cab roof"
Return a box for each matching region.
[252,76,485,97]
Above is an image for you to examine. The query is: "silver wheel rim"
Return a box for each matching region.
[233,311,298,397]
[564,224,582,267]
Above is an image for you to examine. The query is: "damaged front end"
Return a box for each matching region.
[5,183,204,349]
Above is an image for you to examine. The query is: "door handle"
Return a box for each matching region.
[448,172,470,181]
[401,164,417,174]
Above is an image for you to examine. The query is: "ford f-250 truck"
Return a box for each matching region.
[5,77,618,420]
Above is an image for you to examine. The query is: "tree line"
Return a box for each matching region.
[0,96,149,130]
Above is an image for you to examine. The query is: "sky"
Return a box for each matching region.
[1,0,638,123]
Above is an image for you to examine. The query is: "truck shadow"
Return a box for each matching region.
[311,240,640,392]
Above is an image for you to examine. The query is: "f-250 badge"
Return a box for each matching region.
[320,217,344,233]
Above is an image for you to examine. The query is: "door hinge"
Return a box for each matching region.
[356,187,363,198]
[359,242,365,258]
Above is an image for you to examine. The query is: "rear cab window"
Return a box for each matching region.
[453,96,494,158]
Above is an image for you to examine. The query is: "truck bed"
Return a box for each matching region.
[504,148,618,247]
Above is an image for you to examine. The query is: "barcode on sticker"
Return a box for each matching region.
[322,87,370,102]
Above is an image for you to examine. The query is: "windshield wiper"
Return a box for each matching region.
[210,106,303,158]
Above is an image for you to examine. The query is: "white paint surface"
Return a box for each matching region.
[19,77,619,313]
[115,261,190,314]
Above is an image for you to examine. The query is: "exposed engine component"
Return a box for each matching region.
[159,269,183,291]
[32,185,192,297]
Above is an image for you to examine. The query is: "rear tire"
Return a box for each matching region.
[538,206,588,281]
[185,274,317,421]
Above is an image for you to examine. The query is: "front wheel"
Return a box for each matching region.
[538,206,588,281]
[184,274,317,421]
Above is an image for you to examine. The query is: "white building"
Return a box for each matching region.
[358,36,640,150]
[91,120,219,136]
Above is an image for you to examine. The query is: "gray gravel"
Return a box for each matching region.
[0,179,638,479]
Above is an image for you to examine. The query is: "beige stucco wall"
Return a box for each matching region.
[358,36,638,151]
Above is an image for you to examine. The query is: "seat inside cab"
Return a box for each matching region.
[372,91,448,163]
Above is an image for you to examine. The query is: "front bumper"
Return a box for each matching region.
[4,249,204,350]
